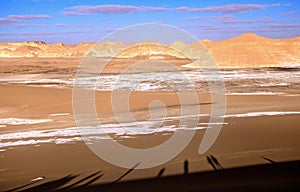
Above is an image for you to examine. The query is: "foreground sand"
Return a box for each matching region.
[0,85,300,190]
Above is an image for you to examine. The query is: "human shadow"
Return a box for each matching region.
[207,155,217,170]
[207,155,223,170]
[210,155,223,170]
[184,159,189,175]
[261,156,277,164]
[156,168,166,178]
[113,162,140,183]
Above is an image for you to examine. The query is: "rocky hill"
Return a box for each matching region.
[201,33,300,68]
[0,41,94,57]
[0,33,300,68]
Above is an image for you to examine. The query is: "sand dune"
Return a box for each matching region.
[202,33,300,67]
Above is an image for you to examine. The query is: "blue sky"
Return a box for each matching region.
[0,0,299,44]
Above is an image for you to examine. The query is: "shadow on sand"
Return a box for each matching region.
[7,159,300,192]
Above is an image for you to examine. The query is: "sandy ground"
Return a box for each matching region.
[0,85,300,190]
[0,57,192,79]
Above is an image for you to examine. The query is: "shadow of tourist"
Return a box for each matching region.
[184,159,189,175]
[211,155,223,170]
[207,156,217,171]
[156,168,166,178]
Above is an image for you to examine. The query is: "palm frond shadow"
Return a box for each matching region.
[8,171,103,192]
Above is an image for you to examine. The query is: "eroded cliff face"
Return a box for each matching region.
[1,33,300,68]
[0,42,95,57]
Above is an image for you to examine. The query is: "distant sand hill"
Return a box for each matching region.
[1,33,300,68]
[201,33,300,68]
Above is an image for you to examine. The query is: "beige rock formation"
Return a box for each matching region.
[0,33,299,68]
[201,33,300,67]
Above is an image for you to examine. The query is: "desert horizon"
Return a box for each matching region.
[1,32,300,68]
